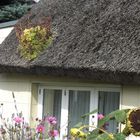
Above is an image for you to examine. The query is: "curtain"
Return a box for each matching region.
[98,91,120,133]
[53,90,62,129]
[68,90,90,130]
[43,89,62,129]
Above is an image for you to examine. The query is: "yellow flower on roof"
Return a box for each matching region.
[18,25,53,60]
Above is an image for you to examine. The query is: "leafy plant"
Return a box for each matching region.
[0,113,60,140]
[15,15,53,60]
[70,108,140,140]
[18,26,52,60]
[0,92,60,140]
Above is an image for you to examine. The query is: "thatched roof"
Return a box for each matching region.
[1,0,140,84]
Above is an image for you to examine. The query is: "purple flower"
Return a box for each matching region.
[36,124,45,133]
[13,116,23,124]
[98,114,109,130]
[98,114,104,120]
[48,130,59,137]
[46,116,57,125]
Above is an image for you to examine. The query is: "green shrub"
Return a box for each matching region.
[17,26,53,60]
[0,2,32,23]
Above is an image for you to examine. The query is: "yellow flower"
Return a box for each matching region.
[108,133,114,139]
[126,108,140,136]
[70,128,86,139]
[36,26,41,31]
[23,28,31,35]
[18,25,53,60]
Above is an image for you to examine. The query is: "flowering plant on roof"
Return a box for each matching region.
[15,17,53,60]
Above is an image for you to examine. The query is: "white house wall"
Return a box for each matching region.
[0,74,31,123]
[121,86,140,140]
[0,73,140,139]
[1,73,140,120]
[0,27,13,44]
[122,85,140,109]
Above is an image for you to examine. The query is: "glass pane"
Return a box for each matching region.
[68,90,90,129]
[98,91,120,133]
[43,89,62,129]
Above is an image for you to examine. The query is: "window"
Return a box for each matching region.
[68,90,90,130]
[98,91,120,133]
[37,86,121,139]
[43,89,62,129]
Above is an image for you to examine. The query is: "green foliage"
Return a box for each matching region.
[87,130,126,140]
[0,2,32,23]
[18,26,53,60]
[98,109,129,128]
[81,109,98,118]
[88,133,113,140]
[87,129,100,140]
[113,133,126,140]
[114,110,126,123]
[70,109,135,140]
[73,122,83,128]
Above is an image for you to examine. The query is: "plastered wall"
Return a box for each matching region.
[0,27,13,44]
[121,86,140,109]
[0,75,31,123]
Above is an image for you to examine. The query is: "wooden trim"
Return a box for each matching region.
[0,20,18,29]
[60,89,69,140]
[37,88,43,119]
[89,89,98,130]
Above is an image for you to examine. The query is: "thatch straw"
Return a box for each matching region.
[1,0,140,84]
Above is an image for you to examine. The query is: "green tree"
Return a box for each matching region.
[0,0,35,23]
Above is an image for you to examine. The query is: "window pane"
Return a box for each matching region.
[43,89,62,128]
[98,91,120,133]
[68,90,90,129]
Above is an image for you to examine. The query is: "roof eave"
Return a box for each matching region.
[0,65,139,85]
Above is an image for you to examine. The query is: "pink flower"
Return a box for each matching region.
[36,125,45,133]
[46,116,57,125]
[98,114,104,120]
[98,114,109,130]
[48,130,59,137]
[13,116,23,123]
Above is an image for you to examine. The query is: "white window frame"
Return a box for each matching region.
[37,88,44,119]
[37,85,121,139]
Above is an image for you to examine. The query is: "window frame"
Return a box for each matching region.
[37,84,122,139]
